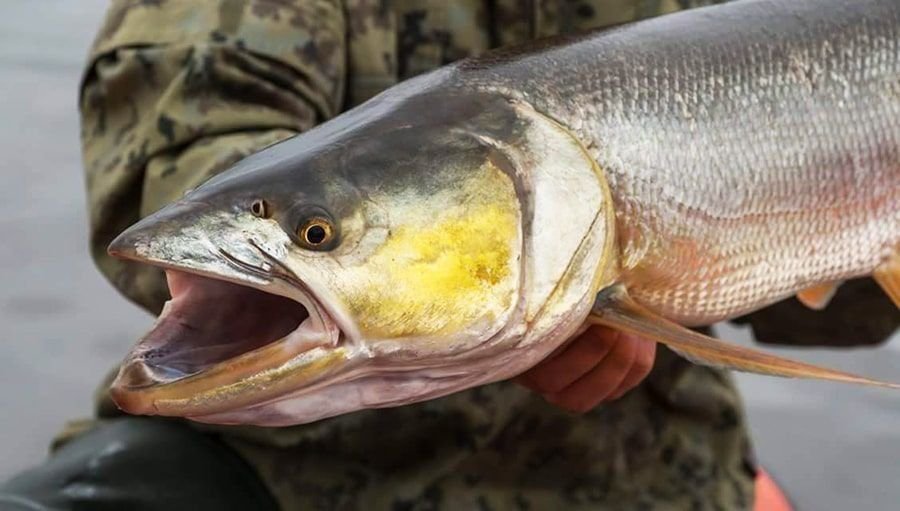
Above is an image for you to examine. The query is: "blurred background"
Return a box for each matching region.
[0,1,897,509]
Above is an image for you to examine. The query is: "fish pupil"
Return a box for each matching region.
[306,225,327,244]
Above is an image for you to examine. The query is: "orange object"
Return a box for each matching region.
[754,468,794,511]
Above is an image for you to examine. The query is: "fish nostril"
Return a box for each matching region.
[250,199,271,218]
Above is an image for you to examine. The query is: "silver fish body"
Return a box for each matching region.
[458,0,900,325]
[107,0,900,425]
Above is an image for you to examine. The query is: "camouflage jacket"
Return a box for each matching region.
[81,1,892,509]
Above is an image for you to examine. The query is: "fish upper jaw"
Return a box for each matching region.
[108,201,278,287]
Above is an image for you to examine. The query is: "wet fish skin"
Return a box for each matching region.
[105,0,900,425]
[108,87,616,423]
[460,0,900,325]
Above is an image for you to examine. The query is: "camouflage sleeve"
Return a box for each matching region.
[80,0,346,314]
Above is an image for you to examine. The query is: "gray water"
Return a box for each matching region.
[0,2,897,509]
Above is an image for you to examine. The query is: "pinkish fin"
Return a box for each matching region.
[796,282,841,310]
[589,286,900,389]
[874,252,900,309]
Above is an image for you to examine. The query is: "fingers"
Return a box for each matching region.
[517,327,620,394]
[544,330,638,413]
[517,325,658,414]
[608,333,656,400]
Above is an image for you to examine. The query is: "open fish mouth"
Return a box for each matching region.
[110,266,347,418]
[116,269,334,387]
[106,204,350,420]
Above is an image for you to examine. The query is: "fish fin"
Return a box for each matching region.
[796,281,841,310]
[588,286,899,389]
[873,252,900,308]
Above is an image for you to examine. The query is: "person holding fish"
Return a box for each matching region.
[2,0,897,510]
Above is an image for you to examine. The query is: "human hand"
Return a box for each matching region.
[517,325,657,413]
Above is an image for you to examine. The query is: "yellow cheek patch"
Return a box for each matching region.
[342,165,520,340]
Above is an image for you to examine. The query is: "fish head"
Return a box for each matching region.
[108,81,613,425]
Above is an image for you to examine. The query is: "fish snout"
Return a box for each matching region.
[107,201,212,261]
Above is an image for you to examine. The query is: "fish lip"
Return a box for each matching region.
[108,241,350,418]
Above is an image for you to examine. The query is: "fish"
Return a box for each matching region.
[107,0,900,426]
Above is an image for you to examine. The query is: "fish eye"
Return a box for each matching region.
[297,216,335,249]
[250,199,270,218]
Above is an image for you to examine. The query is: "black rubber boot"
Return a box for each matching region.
[0,418,278,511]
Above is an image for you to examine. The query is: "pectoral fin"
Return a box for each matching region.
[589,286,899,389]
[796,282,840,310]
[874,252,900,308]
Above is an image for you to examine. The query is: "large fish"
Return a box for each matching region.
[107,0,900,426]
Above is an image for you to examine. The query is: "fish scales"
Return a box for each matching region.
[105,0,900,425]
[458,0,900,325]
